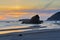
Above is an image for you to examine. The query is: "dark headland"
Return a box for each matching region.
[47,12,60,21]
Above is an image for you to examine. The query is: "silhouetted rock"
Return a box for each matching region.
[47,12,60,21]
[19,15,43,24]
[18,19,30,24]
[19,34,23,36]
[19,19,30,21]
[30,15,40,24]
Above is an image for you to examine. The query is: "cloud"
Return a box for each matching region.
[0,0,60,10]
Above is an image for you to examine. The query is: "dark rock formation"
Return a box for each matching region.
[19,34,23,36]
[19,19,30,24]
[30,15,39,24]
[47,12,60,21]
[19,15,43,24]
[19,19,30,21]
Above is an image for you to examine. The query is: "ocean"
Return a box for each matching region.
[0,21,60,34]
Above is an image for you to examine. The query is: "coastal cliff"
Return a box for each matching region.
[47,12,60,21]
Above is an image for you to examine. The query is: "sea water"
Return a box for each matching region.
[0,21,60,34]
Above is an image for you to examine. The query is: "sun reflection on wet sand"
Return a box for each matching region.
[0,26,29,30]
[0,29,32,34]
[0,26,29,34]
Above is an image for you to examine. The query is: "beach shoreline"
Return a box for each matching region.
[0,28,60,40]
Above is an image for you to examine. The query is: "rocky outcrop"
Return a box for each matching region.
[30,15,40,24]
[47,12,60,21]
[19,15,43,24]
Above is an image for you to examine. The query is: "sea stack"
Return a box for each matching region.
[19,15,43,24]
[30,15,40,24]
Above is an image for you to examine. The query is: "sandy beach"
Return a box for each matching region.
[0,29,60,40]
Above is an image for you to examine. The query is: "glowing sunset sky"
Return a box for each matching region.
[0,0,60,10]
[0,0,60,20]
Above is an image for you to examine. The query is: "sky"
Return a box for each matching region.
[0,0,60,20]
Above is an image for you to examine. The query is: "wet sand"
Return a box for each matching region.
[0,29,60,40]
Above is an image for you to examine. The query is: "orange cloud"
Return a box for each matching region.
[0,16,7,20]
[0,11,54,20]
[3,12,29,19]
